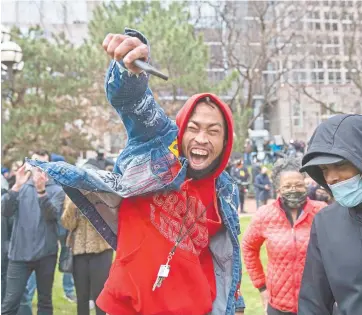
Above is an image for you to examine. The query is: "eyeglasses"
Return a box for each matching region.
[280,184,306,191]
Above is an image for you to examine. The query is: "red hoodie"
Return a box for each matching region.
[97,93,234,315]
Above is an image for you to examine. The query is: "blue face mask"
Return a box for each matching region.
[328,174,362,208]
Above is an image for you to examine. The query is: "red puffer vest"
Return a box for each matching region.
[242,198,327,313]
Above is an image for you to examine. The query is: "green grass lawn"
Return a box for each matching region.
[239,216,267,315]
[32,216,266,314]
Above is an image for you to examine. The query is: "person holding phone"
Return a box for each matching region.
[1,150,65,315]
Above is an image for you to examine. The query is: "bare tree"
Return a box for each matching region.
[343,1,362,95]
[293,1,362,115]
[192,1,310,150]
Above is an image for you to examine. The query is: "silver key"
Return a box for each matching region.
[152,276,165,291]
[152,264,170,291]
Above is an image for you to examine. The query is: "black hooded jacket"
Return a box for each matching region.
[298,114,362,315]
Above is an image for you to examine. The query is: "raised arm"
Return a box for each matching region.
[2,165,31,217]
[103,29,175,144]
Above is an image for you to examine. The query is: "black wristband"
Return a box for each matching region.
[258,285,267,292]
[37,190,46,195]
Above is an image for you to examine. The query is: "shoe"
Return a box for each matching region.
[89,300,95,310]
[65,293,77,303]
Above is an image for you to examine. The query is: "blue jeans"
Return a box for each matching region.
[62,273,74,296]
[243,153,252,166]
[16,273,34,315]
[2,255,57,315]
[1,254,9,302]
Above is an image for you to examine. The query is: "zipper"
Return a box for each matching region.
[276,200,311,311]
[292,227,297,308]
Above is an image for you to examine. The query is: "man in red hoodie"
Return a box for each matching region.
[26,29,244,315]
[94,30,246,315]
[93,30,245,315]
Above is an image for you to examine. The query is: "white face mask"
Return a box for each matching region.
[328,174,362,208]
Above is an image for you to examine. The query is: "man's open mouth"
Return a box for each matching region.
[189,148,209,167]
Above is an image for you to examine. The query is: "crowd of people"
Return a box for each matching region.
[1,29,362,315]
[226,157,335,217]
[243,138,306,166]
[1,151,115,315]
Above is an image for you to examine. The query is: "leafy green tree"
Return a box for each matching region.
[1,27,93,164]
[87,1,210,102]
[2,1,214,165]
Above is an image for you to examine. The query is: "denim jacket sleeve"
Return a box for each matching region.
[104,29,174,145]
[105,62,174,144]
[236,295,246,312]
[233,185,245,311]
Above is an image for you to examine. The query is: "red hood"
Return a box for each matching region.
[176,93,234,179]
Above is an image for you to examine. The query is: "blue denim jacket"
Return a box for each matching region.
[27,29,245,314]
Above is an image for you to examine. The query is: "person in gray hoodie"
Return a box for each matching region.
[1,150,65,315]
[298,114,362,315]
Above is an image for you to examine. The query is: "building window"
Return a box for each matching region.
[327,60,342,84]
[324,12,339,31]
[325,36,340,55]
[310,60,325,84]
[341,11,354,31]
[262,61,279,86]
[321,102,336,117]
[341,1,354,7]
[292,71,308,84]
[207,69,226,84]
[208,43,223,69]
[343,35,354,54]
[344,23,354,32]
[311,72,325,84]
[344,60,357,84]
[306,10,322,31]
[326,22,338,31]
[292,102,303,127]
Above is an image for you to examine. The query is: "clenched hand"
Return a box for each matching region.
[102,33,149,74]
